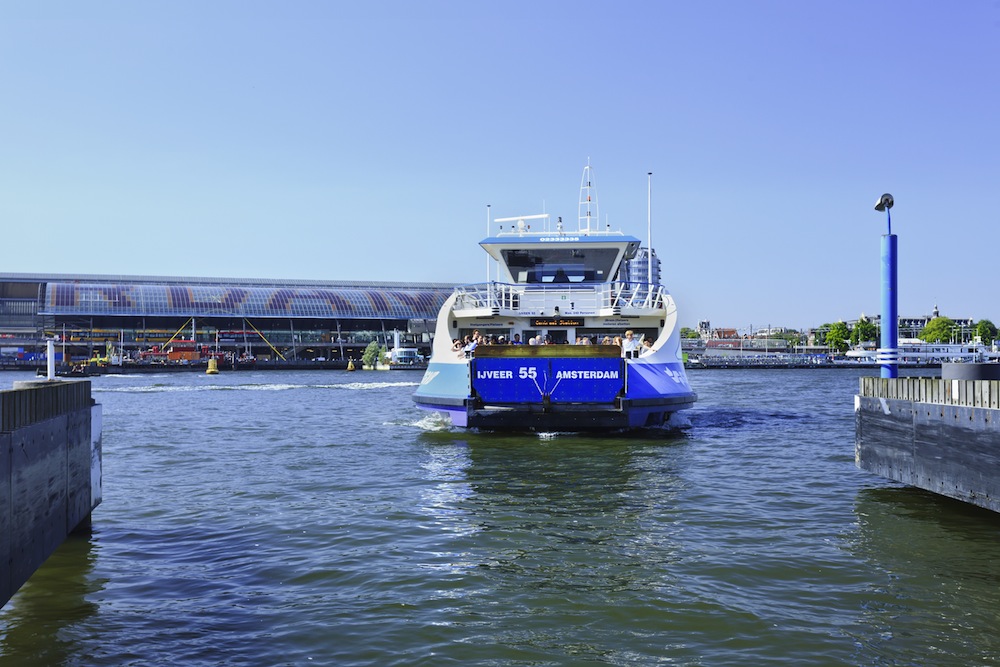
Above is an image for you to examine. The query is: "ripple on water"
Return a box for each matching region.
[5,368,1000,666]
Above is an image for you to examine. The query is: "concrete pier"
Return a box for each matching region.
[1,379,102,608]
[855,372,1000,512]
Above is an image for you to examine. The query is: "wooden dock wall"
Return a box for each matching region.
[1,380,102,608]
[856,377,1000,512]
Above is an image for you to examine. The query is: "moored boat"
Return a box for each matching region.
[845,339,997,364]
[412,166,697,431]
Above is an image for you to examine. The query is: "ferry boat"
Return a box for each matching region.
[412,167,697,431]
[844,339,998,364]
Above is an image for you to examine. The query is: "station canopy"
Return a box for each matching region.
[38,281,454,320]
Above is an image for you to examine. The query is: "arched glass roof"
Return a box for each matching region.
[39,282,453,320]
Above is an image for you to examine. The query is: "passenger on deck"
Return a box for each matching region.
[640,338,654,356]
[463,333,481,357]
[622,330,641,357]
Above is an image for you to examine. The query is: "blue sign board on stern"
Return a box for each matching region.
[472,357,624,404]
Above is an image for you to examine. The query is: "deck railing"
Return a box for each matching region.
[453,281,673,315]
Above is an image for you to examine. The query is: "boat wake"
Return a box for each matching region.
[662,412,693,430]
[330,381,419,391]
[412,412,456,432]
[94,382,306,393]
[93,380,419,394]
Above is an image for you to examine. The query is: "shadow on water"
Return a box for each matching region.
[847,486,1000,665]
[419,427,688,493]
[419,429,688,514]
[0,528,105,665]
[408,431,705,640]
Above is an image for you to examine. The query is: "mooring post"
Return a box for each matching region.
[46,338,56,381]
[875,193,898,378]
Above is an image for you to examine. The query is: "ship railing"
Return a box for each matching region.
[608,282,674,313]
[452,281,673,315]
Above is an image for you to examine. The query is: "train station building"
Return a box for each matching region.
[0,272,454,367]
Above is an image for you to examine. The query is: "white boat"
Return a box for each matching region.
[845,339,997,364]
[390,348,423,364]
[412,166,697,431]
[387,329,426,368]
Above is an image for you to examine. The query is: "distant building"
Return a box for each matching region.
[623,247,660,286]
[848,305,976,341]
[0,272,455,364]
[712,328,740,339]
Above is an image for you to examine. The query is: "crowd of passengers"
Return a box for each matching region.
[453,329,653,358]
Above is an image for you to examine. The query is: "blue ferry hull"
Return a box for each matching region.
[414,355,696,432]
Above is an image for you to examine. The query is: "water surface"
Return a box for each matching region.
[2,368,999,666]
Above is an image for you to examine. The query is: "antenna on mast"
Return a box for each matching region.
[579,160,598,233]
[647,172,653,286]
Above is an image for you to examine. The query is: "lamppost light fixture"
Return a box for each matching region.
[874,193,894,212]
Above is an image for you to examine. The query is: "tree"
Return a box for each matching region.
[976,319,997,345]
[778,331,803,346]
[824,321,851,353]
[361,340,384,368]
[920,317,957,343]
[679,327,701,339]
[851,318,878,346]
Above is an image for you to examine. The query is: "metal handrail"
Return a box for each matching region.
[452,281,672,314]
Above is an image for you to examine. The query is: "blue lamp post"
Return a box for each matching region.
[875,193,898,378]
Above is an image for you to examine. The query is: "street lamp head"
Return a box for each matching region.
[874,193,894,212]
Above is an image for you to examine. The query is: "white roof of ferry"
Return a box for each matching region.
[484,213,641,244]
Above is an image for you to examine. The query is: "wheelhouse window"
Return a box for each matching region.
[501,248,621,284]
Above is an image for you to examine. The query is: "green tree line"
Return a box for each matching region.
[684,318,997,355]
[818,317,996,354]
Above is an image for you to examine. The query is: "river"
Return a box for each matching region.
[2,367,999,666]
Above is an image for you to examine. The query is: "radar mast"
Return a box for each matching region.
[578,161,599,233]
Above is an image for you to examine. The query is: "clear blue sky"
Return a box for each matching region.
[2,2,998,331]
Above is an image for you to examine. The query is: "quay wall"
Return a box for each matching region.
[855,376,1000,512]
[1,380,102,608]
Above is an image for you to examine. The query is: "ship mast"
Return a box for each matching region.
[578,161,599,233]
